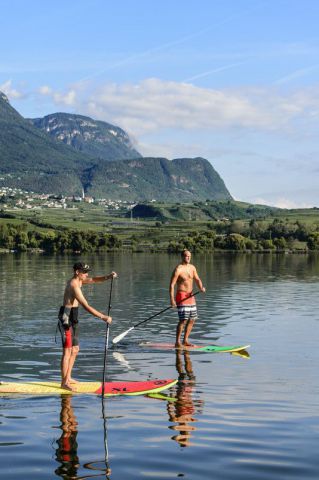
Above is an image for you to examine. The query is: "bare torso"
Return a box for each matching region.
[175,264,196,293]
[63,278,82,307]
[170,253,204,308]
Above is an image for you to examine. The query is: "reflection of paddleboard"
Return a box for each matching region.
[231,349,250,359]
[146,392,178,402]
[140,343,250,353]
[0,379,177,396]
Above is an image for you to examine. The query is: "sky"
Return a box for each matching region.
[1,0,319,207]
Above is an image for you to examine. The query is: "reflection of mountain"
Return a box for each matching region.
[55,396,79,478]
[167,351,204,447]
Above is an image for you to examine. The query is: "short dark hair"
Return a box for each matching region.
[73,262,90,273]
[181,249,191,257]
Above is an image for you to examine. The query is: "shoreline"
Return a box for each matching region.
[0,247,311,255]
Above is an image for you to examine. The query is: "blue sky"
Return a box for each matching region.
[1,0,319,207]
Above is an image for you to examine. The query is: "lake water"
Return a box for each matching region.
[0,252,319,479]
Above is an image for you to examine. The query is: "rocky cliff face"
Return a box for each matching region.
[0,92,9,103]
[29,113,141,160]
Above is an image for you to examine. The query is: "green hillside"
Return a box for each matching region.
[0,92,92,194]
[129,199,277,221]
[84,157,232,201]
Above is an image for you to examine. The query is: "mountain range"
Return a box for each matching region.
[0,92,232,201]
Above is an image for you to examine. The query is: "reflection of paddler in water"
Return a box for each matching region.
[167,350,204,447]
[55,395,79,478]
[55,396,111,479]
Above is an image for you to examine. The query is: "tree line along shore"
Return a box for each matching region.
[1,214,319,253]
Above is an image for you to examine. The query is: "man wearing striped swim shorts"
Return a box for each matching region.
[169,250,206,348]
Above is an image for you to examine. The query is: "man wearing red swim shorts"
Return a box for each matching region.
[58,262,117,391]
[169,250,206,348]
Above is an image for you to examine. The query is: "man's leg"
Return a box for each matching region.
[183,319,195,346]
[61,347,73,389]
[64,346,79,387]
[66,323,80,384]
[175,320,186,347]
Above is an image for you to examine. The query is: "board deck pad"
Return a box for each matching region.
[140,343,250,353]
[0,379,177,396]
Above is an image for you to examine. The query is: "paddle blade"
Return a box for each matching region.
[112,326,134,344]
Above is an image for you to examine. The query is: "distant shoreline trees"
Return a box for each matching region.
[167,218,319,253]
[0,217,318,253]
[0,223,122,253]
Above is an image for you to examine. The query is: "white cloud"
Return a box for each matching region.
[84,79,272,134]
[38,85,52,95]
[38,79,319,137]
[249,197,315,209]
[39,85,76,106]
[0,80,24,99]
[53,89,77,106]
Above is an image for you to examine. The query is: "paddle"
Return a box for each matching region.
[102,276,114,397]
[112,291,200,345]
[101,392,110,475]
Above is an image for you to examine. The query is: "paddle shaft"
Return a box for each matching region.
[101,392,110,470]
[101,279,113,470]
[102,277,113,396]
[112,291,200,344]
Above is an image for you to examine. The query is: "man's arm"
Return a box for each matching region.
[83,271,117,285]
[193,267,206,293]
[73,285,112,323]
[169,267,179,307]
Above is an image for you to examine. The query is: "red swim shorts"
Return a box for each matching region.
[175,291,196,306]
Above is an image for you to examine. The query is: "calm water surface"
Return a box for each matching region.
[0,252,319,479]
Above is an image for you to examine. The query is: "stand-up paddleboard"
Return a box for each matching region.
[0,379,177,396]
[140,343,250,353]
